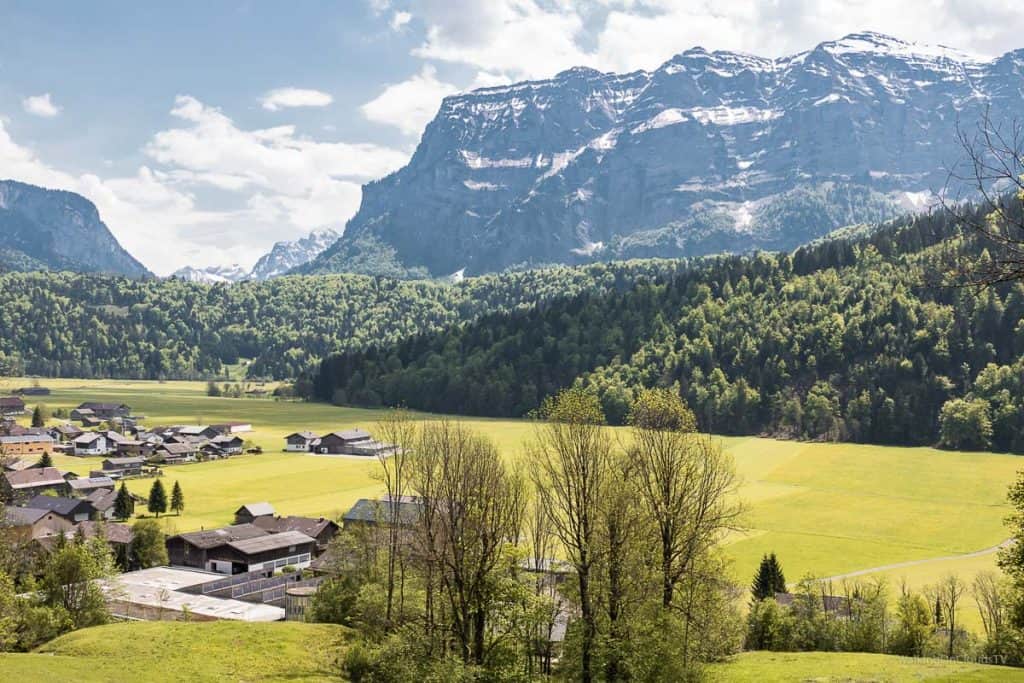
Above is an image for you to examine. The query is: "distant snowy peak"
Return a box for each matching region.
[249,228,340,280]
[170,264,248,284]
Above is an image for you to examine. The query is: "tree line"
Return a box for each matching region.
[315,205,1024,453]
[0,260,685,381]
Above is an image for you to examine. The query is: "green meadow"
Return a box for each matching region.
[5,377,1021,597]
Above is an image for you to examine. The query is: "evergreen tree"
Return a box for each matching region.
[751,552,787,601]
[170,481,184,516]
[147,479,167,518]
[31,405,44,428]
[37,451,54,468]
[114,483,134,520]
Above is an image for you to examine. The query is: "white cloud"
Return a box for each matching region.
[393,0,1024,79]
[390,10,413,30]
[22,93,60,118]
[360,65,459,136]
[0,97,411,275]
[260,87,334,111]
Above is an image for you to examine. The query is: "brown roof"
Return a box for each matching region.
[172,523,268,550]
[86,488,118,511]
[75,521,134,544]
[4,467,65,489]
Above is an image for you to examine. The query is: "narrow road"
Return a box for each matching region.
[818,540,1013,583]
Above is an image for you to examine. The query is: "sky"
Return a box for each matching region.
[1,0,1022,275]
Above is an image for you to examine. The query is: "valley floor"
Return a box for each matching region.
[5,377,1021,624]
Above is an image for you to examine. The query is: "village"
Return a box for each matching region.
[0,390,413,624]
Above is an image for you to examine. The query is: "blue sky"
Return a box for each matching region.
[2,1,1022,274]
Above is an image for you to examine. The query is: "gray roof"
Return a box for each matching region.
[74,432,105,444]
[103,457,145,466]
[325,429,372,442]
[227,530,316,555]
[4,506,49,526]
[159,443,197,455]
[253,515,338,539]
[286,431,318,440]
[68,476,115,491]
[236,502,275,517]
[0,433,54,444]
[26,495,93,516]
[86,488,118,511]
[174,524,268,549]
[343,498,423,527]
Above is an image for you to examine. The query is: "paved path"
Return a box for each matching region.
[818,540,1013,583]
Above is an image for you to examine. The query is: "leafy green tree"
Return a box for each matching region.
[939,398,993,450]
[113,483,134,520]
[170,481,184,516]
[751,553,787,601]
[147,479,167,517]
[39,536,115,629]
[129,519,168,569]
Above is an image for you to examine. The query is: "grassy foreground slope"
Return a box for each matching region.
[708,652,1024,682]
[0,621,347,682]
[5,378,1020,604]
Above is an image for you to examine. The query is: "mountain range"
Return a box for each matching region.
[301,31,1024,277]
[168,228,340,283]
[0,179,150,277]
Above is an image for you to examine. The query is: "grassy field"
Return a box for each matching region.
[4,377,1021,602]
[0,621,346,682]
[708,651,1024,682]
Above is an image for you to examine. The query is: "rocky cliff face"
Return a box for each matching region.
[304,32,1024,277]
[0,180,151,277]
[249,228,339,280]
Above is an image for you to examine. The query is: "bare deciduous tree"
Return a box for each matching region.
[528,387,611,683]
[375,408,417,626]
[944,109,1024,285]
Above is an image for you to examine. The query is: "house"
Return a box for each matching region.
[210,434,244,455]
[101,457,145,478]
[155,442,198,465]
[211,422,253,434]
[0,396,26,416]
[234,502,276,525]
[116,440,159,458]
[67,476,116,496]
[81,417,104,429]
[206,531,317,575]
[76,402,131,420]
[52,424,84,442]
[0,433,55,457]
[85,488,119,520]
[70,407,96,423]
[315,429,373,455]
[284,431,319,452]
[166,523,268,571]
[26,495,98,523]
[252,515,340,553]
[73,432,109,456]
[3,506,74,541]
[342,496,423,530]
[176,425,221,440]
[1,467,69,503]
[68,520,133,563]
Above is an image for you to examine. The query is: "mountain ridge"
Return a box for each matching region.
[302,31,1024,277]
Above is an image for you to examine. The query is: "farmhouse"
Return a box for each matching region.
[76,402,131,420]
[343,495,423,529]
[52,424,84,442]
[73,432,110,456]
[207,531,317,575]
[210,434,244,454]
[235,502,276,525]
[166,524,270,570]
[252,515,340,553]
[101,456,145,478]
[284,431,319,452]
[116,440,158,458]
[15,386,51,396]
[176,425,221,440]
[3,506,74,541]
[85,487,119,520]
[67,476,116,495]
[26,495,98,523]
[314,429,372,455]
[0,433,55,457]
[1,467,69,503]
[0,396,26,415]
[156,442,199,465]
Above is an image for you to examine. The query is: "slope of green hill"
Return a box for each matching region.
[0,621,347,682]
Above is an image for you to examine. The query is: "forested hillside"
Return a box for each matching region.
[315,207,1024,452]
[0,260,684,380]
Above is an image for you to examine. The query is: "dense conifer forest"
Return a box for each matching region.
[315,206,1024,452]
